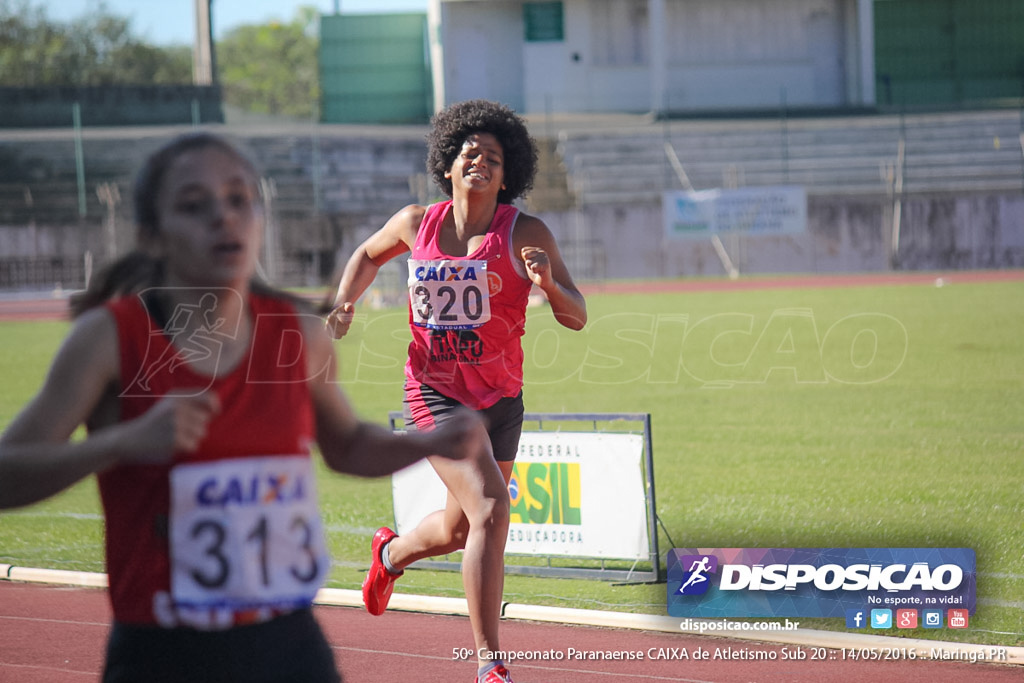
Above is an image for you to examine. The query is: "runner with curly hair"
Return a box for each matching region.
[326,99,587,683]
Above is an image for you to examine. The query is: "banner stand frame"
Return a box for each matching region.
[388,412,662,583]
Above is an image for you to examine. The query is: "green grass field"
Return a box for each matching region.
[1,276,1021,646]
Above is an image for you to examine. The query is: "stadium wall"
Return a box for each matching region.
[535,194,1024,279]
[2,187,1018,291]
[0,126,1021,291]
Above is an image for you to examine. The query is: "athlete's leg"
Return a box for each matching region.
[389,390,521,560]
[383,390,521,665]
[387,446,510,662]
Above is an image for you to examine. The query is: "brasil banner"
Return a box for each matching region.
[392,431,650,561]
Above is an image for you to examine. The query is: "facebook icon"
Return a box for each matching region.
[845,609,866,629]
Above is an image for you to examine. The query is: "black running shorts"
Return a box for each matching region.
[403,383,524,462]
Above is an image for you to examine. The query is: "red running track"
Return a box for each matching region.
[1,582,1021,683]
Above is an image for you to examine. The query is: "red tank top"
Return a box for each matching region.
[405,201,533,409]
[99,292,320,627]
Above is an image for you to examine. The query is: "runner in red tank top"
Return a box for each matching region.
[326,99,587,683]
[0,133,485,683]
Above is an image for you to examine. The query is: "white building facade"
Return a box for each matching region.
[428,0,876,116]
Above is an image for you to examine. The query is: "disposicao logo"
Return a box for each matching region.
[666,548,976,619]
[675,555,719,595]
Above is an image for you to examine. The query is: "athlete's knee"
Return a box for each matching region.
[469,489,510,533]
[442,518,470,552]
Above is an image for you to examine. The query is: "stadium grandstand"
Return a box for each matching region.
[1,0,1022,291]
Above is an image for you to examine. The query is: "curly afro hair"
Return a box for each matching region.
[426,99,538,205]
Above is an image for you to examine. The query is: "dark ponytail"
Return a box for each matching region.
[69,251,162,318]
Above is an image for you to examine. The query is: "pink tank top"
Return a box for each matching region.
[405,201,533,409]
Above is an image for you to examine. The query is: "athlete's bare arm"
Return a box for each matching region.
[0,309,220,509]
[513,213,587,331]
[325,204,425,339]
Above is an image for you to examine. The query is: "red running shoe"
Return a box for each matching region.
[362,527,402,615]
[475,663,514,683]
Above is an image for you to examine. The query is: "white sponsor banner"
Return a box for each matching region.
[663,186,807,238]
[392,432,649,561]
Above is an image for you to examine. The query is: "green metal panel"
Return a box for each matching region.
[524,2,564,42]
[0,86,223,128]
[874,0,1024,107]
[319,13,430,124]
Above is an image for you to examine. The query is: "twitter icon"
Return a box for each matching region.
[870,609,893,629]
